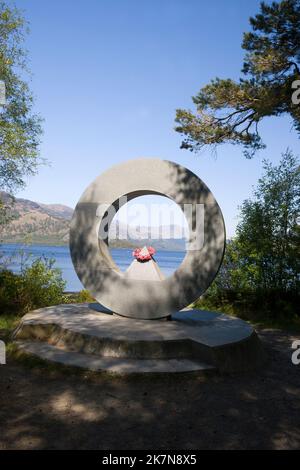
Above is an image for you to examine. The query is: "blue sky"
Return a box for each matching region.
[13,0,300,236]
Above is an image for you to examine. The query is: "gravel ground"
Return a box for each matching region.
[0,328,300,450]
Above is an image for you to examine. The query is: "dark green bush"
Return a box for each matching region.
[196,284,300,324]
[0,258,67,315]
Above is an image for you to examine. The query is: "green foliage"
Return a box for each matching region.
[75,289,95,303]
[0,258,67,315]
[0,313,16,330]
[198,150,300,322]
[65,289,95,303]
[0,2,42,204]
[237,149,300,290]
[175,0,300,157]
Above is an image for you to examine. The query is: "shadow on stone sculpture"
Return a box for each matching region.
[69,159,226,320]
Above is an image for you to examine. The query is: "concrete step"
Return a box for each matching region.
[14,321,206,360]
[14,340,216,375]
[13,304,264,373]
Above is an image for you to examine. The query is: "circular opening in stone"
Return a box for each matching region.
[107,195,189,278]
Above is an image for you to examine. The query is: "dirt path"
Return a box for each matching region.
[0,328,300,450]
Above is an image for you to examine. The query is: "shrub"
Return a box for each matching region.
[0,258,67,315]
[196,284,300,324]
[75,289,95,303]
[65,289,95,304]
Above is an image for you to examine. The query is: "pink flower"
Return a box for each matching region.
[148,246,156,256]
[132,246,156,262]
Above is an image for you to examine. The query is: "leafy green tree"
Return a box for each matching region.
[0,1,42,196]
[175,0,300,157]
[213,149,299,293]
[199,150,300,320]
[236,149,300,290]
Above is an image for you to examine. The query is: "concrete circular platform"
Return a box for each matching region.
[13,303,264,375]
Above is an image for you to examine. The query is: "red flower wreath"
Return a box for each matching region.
[132,246,156,262]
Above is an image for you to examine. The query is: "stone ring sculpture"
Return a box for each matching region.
[70,159,226,319]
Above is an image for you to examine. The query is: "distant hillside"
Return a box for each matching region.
[0,192,71,245]
[0,192,187,250]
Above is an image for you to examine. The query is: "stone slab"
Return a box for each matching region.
[15,340,215,374]
[14,303,253,347]
[13,303,264,373]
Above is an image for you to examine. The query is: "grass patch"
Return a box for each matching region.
[0,313,20,342]
[0,313,19,331]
